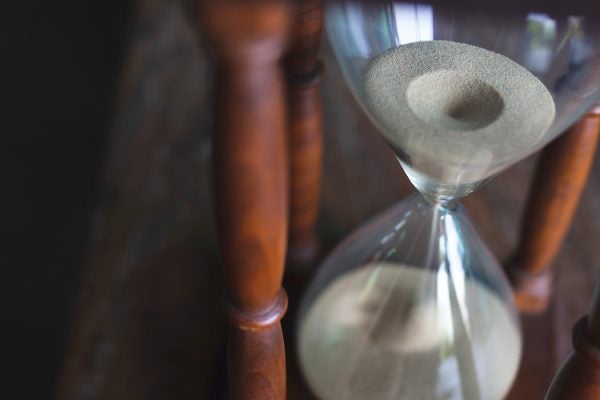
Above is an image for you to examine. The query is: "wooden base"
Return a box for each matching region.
[509,268,553,313]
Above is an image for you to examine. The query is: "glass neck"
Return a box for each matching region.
[422,192,456,208]
[400,160,487,203]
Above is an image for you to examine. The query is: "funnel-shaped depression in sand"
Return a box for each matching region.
[363,40,555,192]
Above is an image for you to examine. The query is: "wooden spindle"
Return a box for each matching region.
[199,1,290,398]
[285,0,324,274]
[545,277,600,399]
[508,106,600,313]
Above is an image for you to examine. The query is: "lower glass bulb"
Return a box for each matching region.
[297,194,522,400]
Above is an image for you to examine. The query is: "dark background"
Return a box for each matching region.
[2,2,133,397]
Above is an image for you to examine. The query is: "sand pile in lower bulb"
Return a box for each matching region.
[298,264,522,400]
[363,40,555,186]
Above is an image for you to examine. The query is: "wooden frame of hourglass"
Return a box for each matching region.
[197,0,600,398]
[193,2,598,398]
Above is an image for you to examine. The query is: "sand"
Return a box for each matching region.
[298,263,522,400]
[363,40,555,187]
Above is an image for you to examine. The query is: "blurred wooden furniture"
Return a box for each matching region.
[200,1,291,398]
[285,0,324,275]
[508,105,600,313]
[199,0,325,397]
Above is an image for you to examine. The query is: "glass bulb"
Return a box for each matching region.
[326,1,600,198]
[298,195,521,400]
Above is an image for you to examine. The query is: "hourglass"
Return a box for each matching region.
[296,2,600,399]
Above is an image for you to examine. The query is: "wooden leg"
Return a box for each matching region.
[508,110,600,313]
[228,295,288,400]
[545,279,600,399]
[199,2,290,398]
[285,0,324,275]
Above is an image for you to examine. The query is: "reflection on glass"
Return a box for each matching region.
[525,13,556,73]
[392,3,434,44]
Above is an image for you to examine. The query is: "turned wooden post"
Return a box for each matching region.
[508,106,600,313]
[285,0,324,273]
[199,1,290,398]
[545,277,600,399]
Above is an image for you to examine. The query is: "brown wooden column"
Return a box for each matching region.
[508,106,600,313]
[545,277,600,399]
[199,1,290,398]
[285,0,324,274]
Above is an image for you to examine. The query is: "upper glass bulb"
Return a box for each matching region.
[327,0,600,199]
